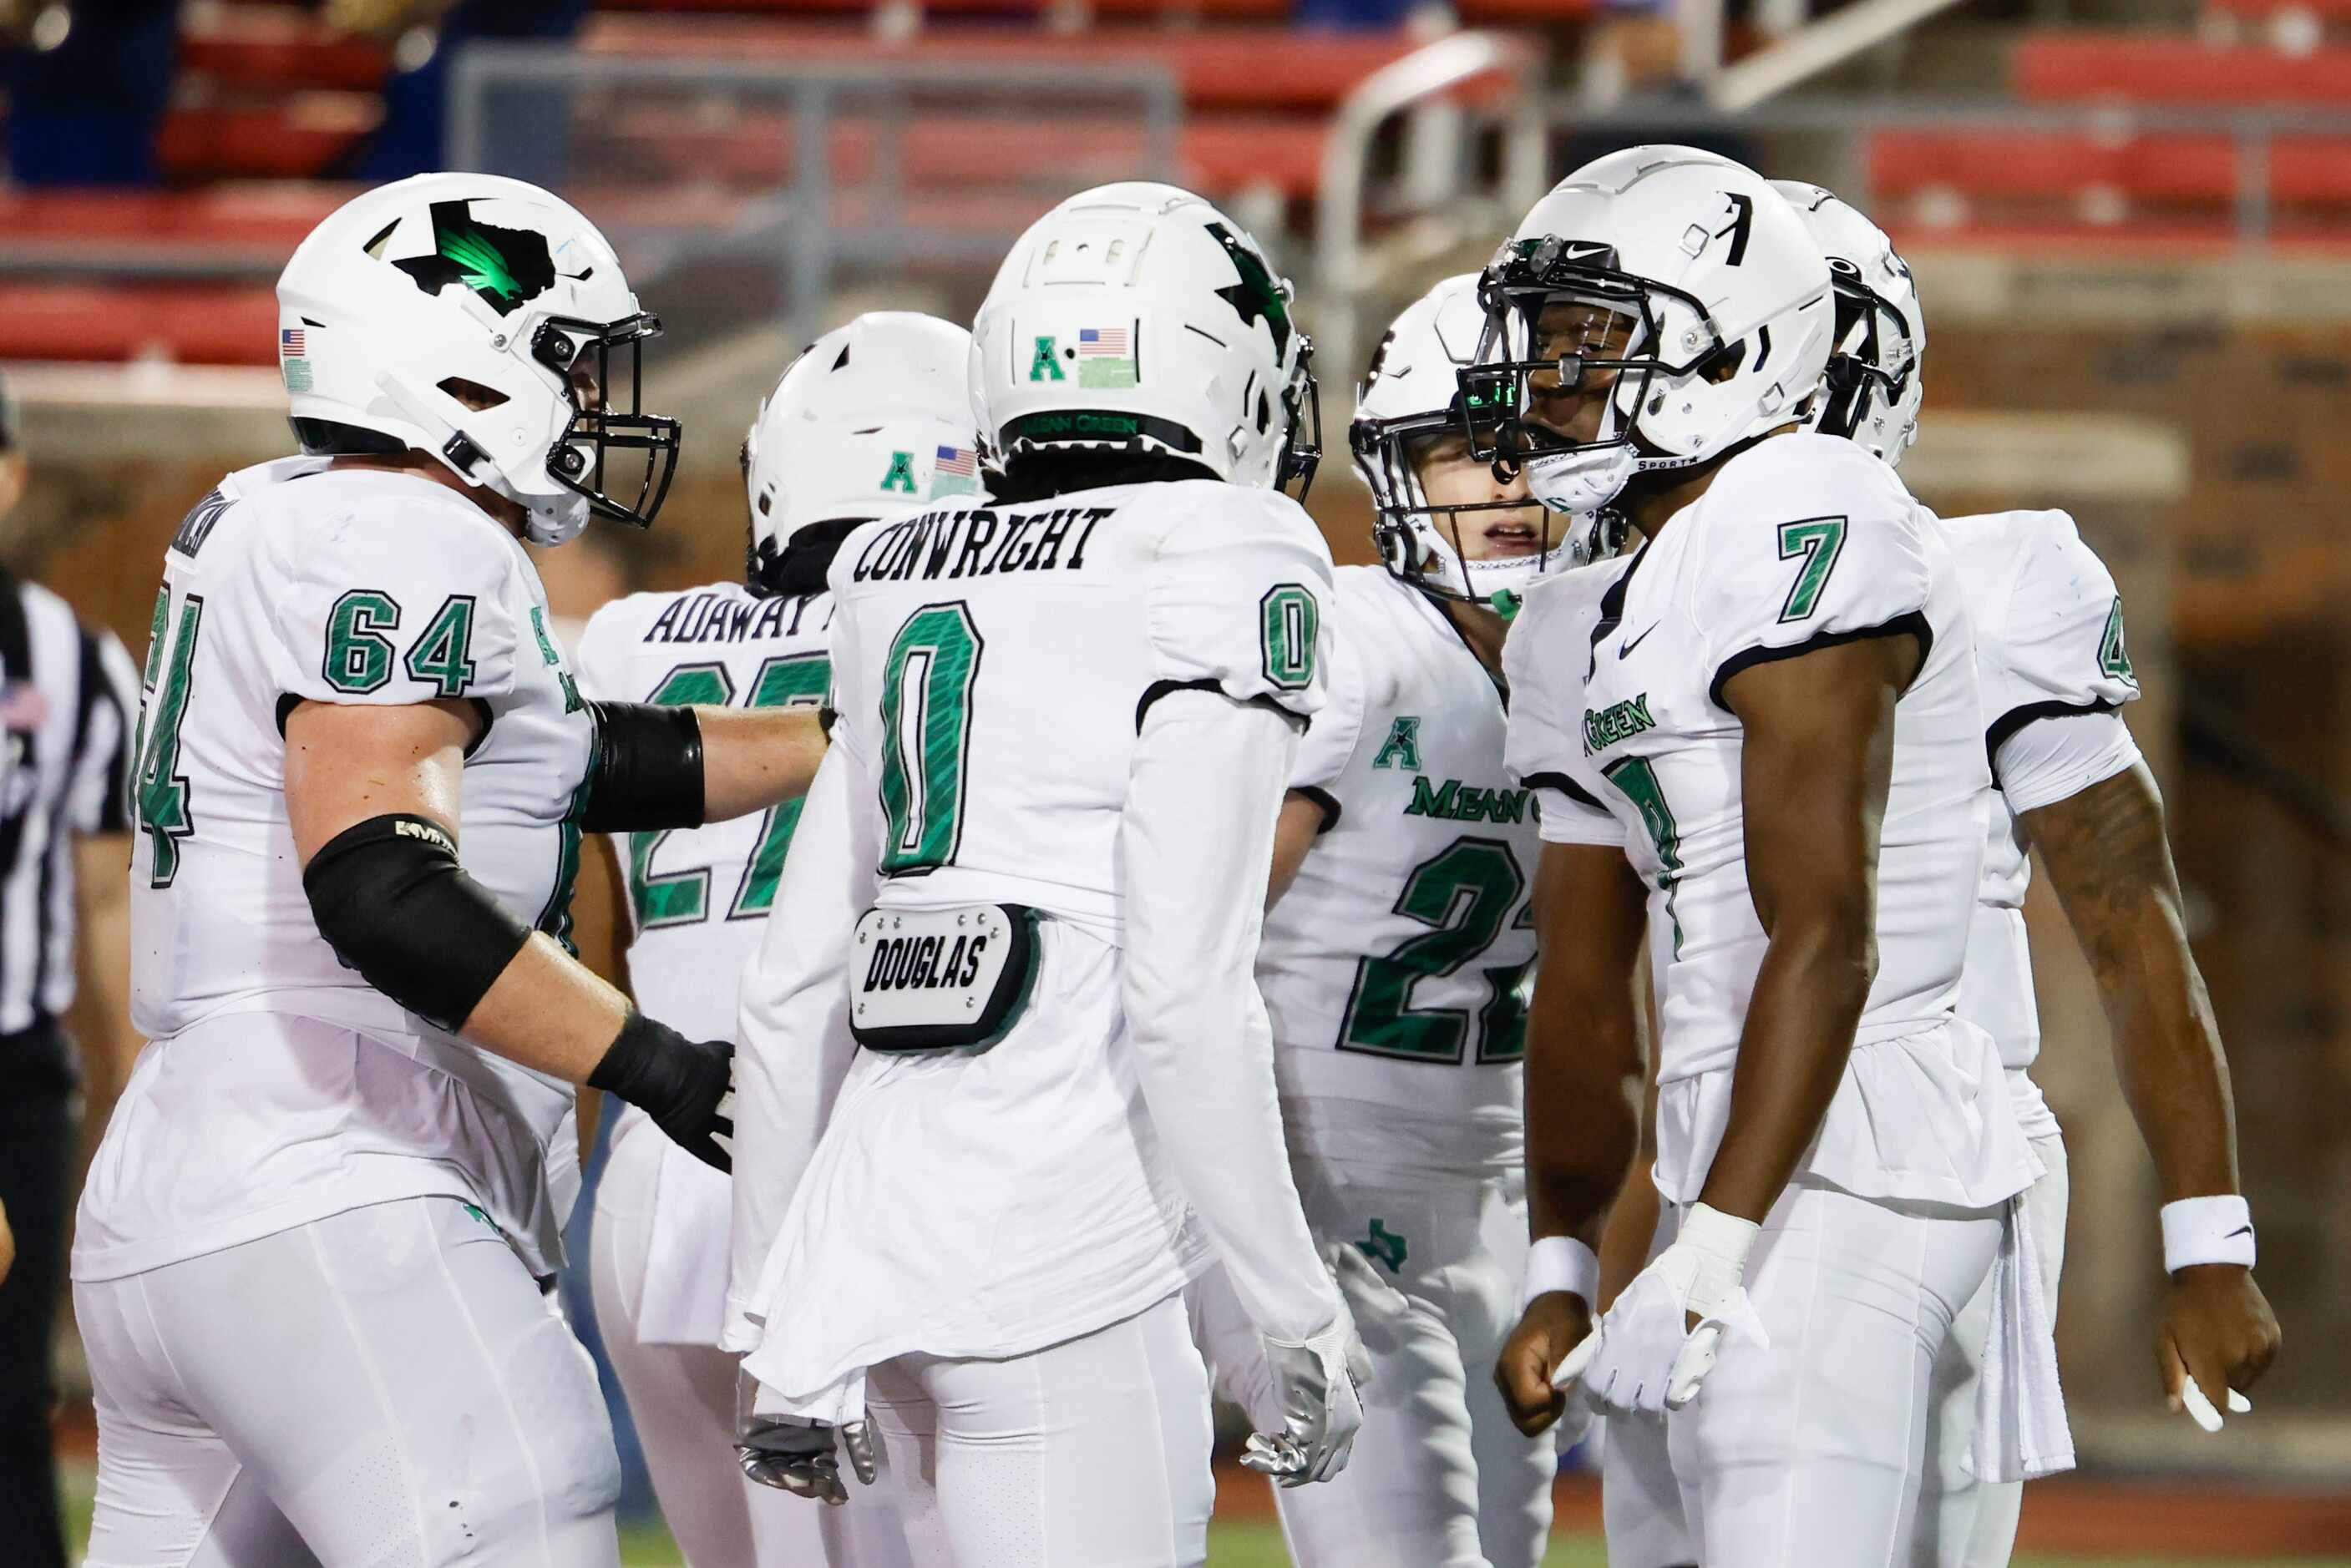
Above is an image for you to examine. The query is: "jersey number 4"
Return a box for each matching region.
[134,587,203,888]
[627,654,830,928]
[1338,837,1534,1065]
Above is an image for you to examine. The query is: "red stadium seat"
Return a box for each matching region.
[180,5,393,93]
[577,18,1429,111]
[0,284,281,365]
[1088,0,1293,19]
[1451,0,1597,22]
[2203,0,2351,19]
[0,188,348,255]
[157,95,377,183]
[569,108,1326,199]
[1870,130,2242,205]
[595,0,1046,12]
[1870,129,2351,216]
[2274,138,2351,202]
[2014,31,2351,104]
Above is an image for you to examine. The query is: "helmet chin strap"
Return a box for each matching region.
[376,372,476,482]
[375,370,581,544]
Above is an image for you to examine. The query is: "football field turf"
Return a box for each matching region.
[65,1464,2351,1565]
[612,1520,2351,1568]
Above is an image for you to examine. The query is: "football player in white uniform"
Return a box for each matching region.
[577,311,977,1568]
[724,183,1366,1565]
[71,174,828,1567]
[1778,181,2279,1567]
[1483,149,2039,1566]
[1191,274,1600,1568]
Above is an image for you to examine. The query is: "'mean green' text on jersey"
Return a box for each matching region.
[575,581,833,1044]
[1943,508,2142,1078]
[96,458,595,1278]
[1506,434,2032,1213]
[1256,567,1536,1176]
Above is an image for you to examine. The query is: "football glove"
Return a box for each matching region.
[2179,1380,2254,1434]
[733,1369,875,1505]
[1555,1202,1766,1415]
[1240,1311,1370,1488]
[1324,1237,1413,1355]
[590,1014,735,1172]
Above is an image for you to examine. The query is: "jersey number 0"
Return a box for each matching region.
[878,602,984,877]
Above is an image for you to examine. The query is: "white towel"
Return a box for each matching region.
[1972,1188,2075,1483]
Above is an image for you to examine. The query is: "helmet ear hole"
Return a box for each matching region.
[1256,387,1273,434]
[1697,340,1746,385]
[438,377,509,412]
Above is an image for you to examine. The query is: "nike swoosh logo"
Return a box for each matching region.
[2225,1225,2254,1239]
[1619,623,1660,659]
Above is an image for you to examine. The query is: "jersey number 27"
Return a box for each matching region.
[628,654,830,927]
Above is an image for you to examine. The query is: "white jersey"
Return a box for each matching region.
[575,582,833,1041]
[78,458,595,1282]
[731,478,1333,1407]
[573,579,832,1346]
[1505,434,2032,1211]
[1944,508,2143,1085]
[1257,566,1534,1177]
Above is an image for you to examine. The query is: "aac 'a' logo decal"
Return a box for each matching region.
[388,200,557,318]
[2099,596,2138,686]
[1371,716,1422,771]
[1029,336,1067,382]
[879,451,918,494]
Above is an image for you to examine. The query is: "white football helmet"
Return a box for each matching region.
[1462,146,1832,514]
[743,312,978,596]
[1354,276,1614,609]
[276,172,679,546]
[970,181,1319,494]
[1774,180,1926,467]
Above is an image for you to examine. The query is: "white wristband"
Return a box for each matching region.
[2161,1195,2255,1273]
[1523,1236,1601,1309]
[1678,1202,1761,1318]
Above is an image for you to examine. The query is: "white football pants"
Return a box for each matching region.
[591,1124,926,1568]
[1600,1196,1695,1568]
[1923,1130,2070,1568]
[1191,1166,1557,1568]
[857,1291,1214,1568]
[1601,1181,2004,1568]
[75,1196,621,1568]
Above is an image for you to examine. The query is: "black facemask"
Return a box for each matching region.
[531,312,682,529]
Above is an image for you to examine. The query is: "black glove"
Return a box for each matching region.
[589,1012,733,1171]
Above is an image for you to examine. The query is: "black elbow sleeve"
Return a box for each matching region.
[581,701,705,833]
[302,813,535,1032]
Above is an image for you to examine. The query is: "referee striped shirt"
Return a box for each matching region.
[0,567,136,1034]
